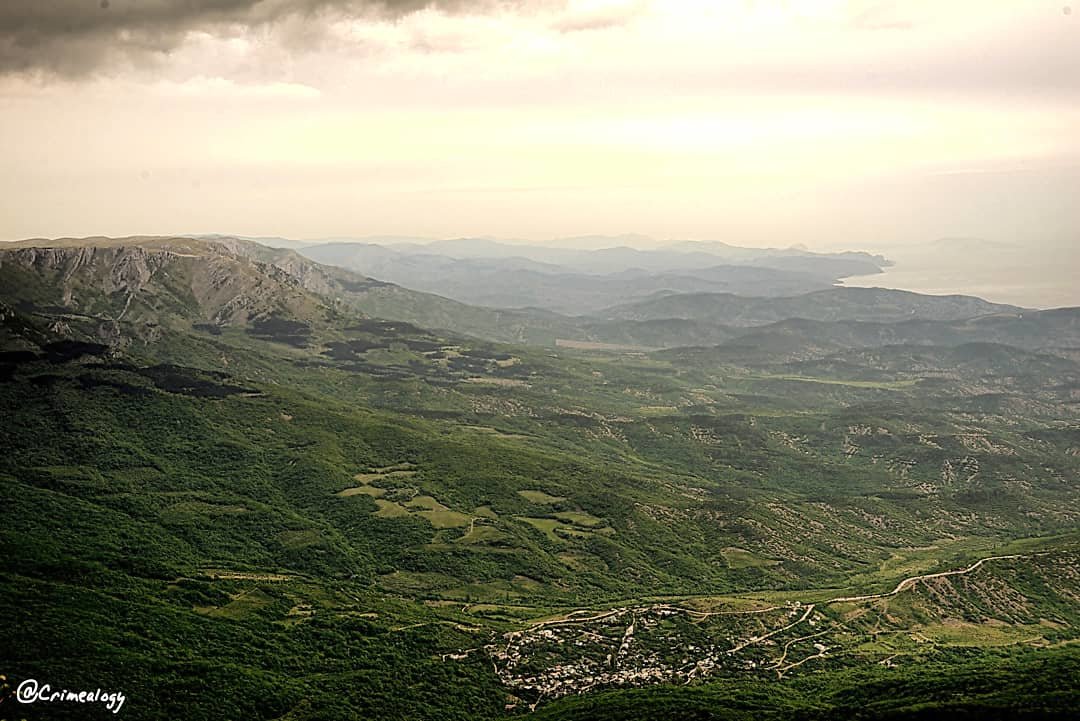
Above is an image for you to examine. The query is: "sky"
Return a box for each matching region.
[1,0,1078,256]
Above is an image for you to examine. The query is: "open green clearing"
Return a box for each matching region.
[518,489,567,504]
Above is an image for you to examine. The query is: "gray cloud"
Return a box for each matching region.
[550,2,642,33]
[0,0,498,77]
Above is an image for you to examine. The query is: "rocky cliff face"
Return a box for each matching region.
[0,245,169,307]
[0,239,330,347]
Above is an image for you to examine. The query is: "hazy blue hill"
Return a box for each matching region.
[327,263,827,315]
[576,317,741,349]
[657,323,848,364]
[302,241,572,276]
[664,238,891,266]
[776,343,1080,393]
[3,236,1067,357]
[657,309,1080,363]
[188,233,313,250]
[408,237,889,277]
[602,287,1023,325]
[297,236,891,313]
[300,242,836,313]
[815,342,1080,376]
[237,241,588,345]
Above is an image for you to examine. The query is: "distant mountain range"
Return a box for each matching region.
[600,287,1020,325]
[291,236,888,313]
[3,236,1073,359]
[0,236,556,349]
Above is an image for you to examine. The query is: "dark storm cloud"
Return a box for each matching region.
[0,0,498,77]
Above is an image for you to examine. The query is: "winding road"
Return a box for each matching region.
[825,553,1034,605]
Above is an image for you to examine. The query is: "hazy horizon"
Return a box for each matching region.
[2,1,1078,250]
[2,0,1077,307]
[5,228,1076,309]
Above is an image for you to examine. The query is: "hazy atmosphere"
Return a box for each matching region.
[2,0,1078,258]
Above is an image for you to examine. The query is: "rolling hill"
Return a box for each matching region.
[297,238,889,313]
[601,287,1023,325]
[2,236,1078,720]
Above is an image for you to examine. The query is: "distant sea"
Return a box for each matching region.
[840,243,1079,310]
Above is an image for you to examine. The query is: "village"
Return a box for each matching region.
[485,601,827,705]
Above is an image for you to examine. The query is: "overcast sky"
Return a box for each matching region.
[1,0,1078,251]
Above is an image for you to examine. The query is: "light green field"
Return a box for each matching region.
[557,526,596,538]
[341,466,419,502]
[511,575,544,592]
[419,509,473,528]
[636,405,679,416]
[337,485,387,498]
[407,495,449,511]
[917,622,1049,647]
[747,373,919,390]
[456,524,505,544]
[721,546,781,569]
[462,377,529,387]
[440,582,518,603]
[373,499,411,518]
[518,489,566,504]
[195,588,274,620]
[378,571,458,594]
[554,510,605,527]
[371,463,416,473]
[517,516,565,542]
[441,575,548,603]
[555,339,652,351]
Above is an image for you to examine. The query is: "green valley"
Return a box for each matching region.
[1,236,1078,720]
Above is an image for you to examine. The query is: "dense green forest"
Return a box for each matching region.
[2,238,1078,719]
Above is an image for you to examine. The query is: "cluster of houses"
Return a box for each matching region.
[484,601,814,701]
